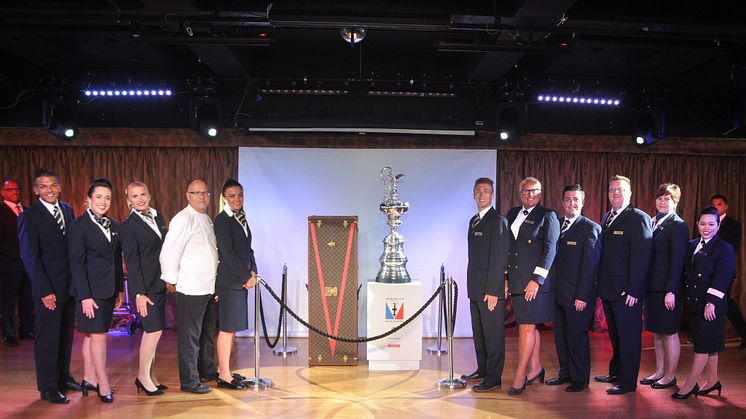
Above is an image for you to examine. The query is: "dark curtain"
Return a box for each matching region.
[2,147,237,223]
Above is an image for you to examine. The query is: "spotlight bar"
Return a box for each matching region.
[367,91,456,98]
[536,94,620,106]
[83,89,172,97]
[259,89,349,96]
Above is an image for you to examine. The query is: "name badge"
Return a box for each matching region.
[613,230,624,235]
[524,220,535,225]
[474,232,483,236]
[566,241,577,246]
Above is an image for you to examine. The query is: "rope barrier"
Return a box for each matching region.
[259,279,444,343]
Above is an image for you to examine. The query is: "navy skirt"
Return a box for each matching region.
[512,291,554,324]
[690,312,726,354]
[76,296,115,334]
[216,286,249,333]
[644,291,681,335]
[138,291,166,333]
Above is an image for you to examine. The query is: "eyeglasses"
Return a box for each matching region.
[188,191,211,197]
[1,188,19,192]
[608,188,628,194]
[520,189,541,195]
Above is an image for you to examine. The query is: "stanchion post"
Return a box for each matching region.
[245,277,272,389]
[273,264,298,357]
[427,263,447,355]
[436,275,466,389]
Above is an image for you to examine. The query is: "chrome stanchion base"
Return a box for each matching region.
[272,346,298,356]
[244,377,273,390]
[426,344,447,355]
[436,378,466,389]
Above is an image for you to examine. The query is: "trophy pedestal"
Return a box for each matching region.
[366,281,423,371]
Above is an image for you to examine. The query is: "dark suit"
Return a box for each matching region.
[549,215,601,385]
[1,201,34,339]
[598,205,652,390]
[466,207,510,385]
[18,199,76,392]
[644,213,688,334]
[120,210,167,296]
[715,215,746,340]
[684,236,736,352]
[68,213,124,301]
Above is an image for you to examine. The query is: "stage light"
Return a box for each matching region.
[536,93,620,106]
[633,108,665,147]
[496,105,523,144]
[340,28,366,44]
[190,99,222,139]
[42,99,78,140]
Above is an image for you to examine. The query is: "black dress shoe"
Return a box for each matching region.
[651,377,677,389]
[565,383,588,392]
[639,377,661,385]
[181,383,212,394]
[546,376,571,386]
[156,384,169,390]
[672,384,699,399]
[508,379,527,396]
[606,385,635,395]
[4,336,19,347]
[472,381,501,392]
[217,378,247,390]
[594,375,618,383]
[199,373,218,383]
[696,381,722,397]
[460,371,486,383]
[526,368,545,385]
[40,389,69,404]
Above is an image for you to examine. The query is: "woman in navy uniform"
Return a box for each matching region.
[68,178,124,402]
[640,184,688,389]
[214,179,258,390]
[672,206,735,399]
[120,181,167,396]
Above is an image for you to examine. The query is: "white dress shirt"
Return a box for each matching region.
[133,207,162,238]
[3,200,22,216]
[510,205,534,240]
[159,205,218,295]
[39,199,66,230]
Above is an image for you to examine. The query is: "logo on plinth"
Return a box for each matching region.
[385,297,405,321]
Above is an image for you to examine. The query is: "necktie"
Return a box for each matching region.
[652,212,666,229]
[140,210,155,224]
[471,215,480,230]
[235,210,247,229]
[604,210,617,230]
[90,209,110,231]
[53,205,65,235]
[13,204,22,217]
[560,218,570,236]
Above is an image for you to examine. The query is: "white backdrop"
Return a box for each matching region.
[237,147,496,337]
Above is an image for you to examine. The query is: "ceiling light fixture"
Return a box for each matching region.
[340,28,367,44]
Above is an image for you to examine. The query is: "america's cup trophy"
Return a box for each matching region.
[376,167,411,283]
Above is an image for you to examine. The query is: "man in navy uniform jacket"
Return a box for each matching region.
[461,177,510,392]
[18,168,81,404]
[547,184,601,392]
[594,175,652,395]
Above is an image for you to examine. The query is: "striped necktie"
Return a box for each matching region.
[471,215,480,230]
[140,210,155,224]
[560,218,570,236]
[235,210,247,229]
[53,205,65,235]
[604,210,617,230]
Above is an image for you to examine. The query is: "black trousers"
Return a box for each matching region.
[1,270,34,337]
[469,299,505,385]
[602,299,643,390]
[176,292,217,388]
[726,282,746,340]
[553,300,595,385]
[33,295,75,391]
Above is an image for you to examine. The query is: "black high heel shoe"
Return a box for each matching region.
[156,384,169,390]
[96,385,114,403]
[672,384,699,399]
[135,378,165,396]
[696,381,722,397]
[526,368,545,385]
[508,378,528,396]
[81,380,97,396]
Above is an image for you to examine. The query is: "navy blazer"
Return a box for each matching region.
[18,199,75,301]
[120,210,167,296]
[645,213,688,294]
[684,236,735,314]
[506,205,559,293]
[467,207,510,301]
[598,205,653,301]
[68,212,124,301]
[716,215,741,251]
[215,211,258,290]
[548,215,601,307]
[0,202,24,272]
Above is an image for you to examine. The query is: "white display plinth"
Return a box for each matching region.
[366,281,423,371]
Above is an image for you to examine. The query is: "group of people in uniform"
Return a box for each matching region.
[464,175,737,399]
[16,169,258,404]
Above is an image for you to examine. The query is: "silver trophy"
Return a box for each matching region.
[376,167,411,283]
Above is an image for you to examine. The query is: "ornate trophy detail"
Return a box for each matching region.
[376,167,411,283]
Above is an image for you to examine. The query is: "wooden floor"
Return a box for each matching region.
[1,328,745,418]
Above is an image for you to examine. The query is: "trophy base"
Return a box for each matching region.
[436,378,467,389]
[374,277,412,284]
[244,377,272,390]
[426,344,448,355]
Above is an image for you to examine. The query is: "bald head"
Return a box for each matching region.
[186,179,210,213]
